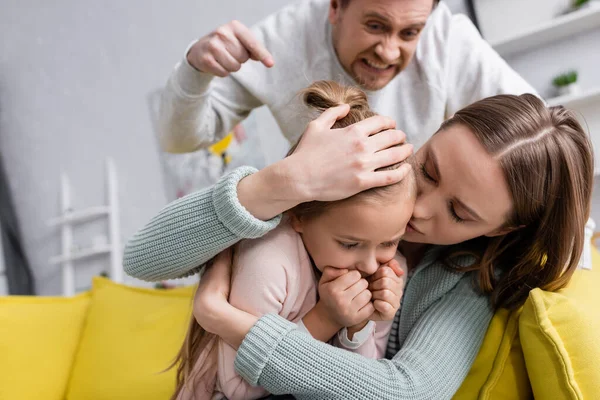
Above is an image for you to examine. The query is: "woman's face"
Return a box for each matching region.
[402,124,514,245]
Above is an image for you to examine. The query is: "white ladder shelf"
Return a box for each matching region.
[48,158,122,296]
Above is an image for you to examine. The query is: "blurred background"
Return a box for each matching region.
[0,0,598,295]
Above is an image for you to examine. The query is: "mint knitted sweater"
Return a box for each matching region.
[124,167,493,399]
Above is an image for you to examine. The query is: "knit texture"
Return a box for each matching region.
[124,166,494,398]
[123,166,281,281]
[235,255,492,400]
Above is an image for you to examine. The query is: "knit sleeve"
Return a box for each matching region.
[123,166,281,281]
[234,275,493,399]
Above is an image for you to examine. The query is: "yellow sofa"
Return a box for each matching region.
[1,251,600,400]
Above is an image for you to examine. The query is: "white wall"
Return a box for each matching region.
[2,0,598,294]
[0,0,291,295]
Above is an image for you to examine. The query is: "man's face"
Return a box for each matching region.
[329,0,433,90]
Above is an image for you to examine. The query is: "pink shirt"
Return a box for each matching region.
[179,222,403,400]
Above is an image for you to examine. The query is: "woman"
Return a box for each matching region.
[124,94,593,399]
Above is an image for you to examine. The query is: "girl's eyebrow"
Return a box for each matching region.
[336,235,364,242]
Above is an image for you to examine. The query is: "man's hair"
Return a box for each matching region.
[340,0,441,8]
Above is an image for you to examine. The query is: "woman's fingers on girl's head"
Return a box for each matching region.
[372,143,413,170]
[368,129,407,152]
[352,115,396,138]
[368,162,413,189]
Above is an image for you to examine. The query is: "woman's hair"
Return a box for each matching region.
[170,80,415,399]
[290,80,416,221]
[441,94,594,310]
[170,290,219,400]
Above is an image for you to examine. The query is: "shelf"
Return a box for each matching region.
[546,87,600,108]
[48,206,110,226]
[491,6,600,57]
[49,245,111,265]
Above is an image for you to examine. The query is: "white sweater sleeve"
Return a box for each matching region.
[444,15,537,116]
[158,43,263,153]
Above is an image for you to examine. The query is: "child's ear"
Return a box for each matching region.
[485,224,525,238]
[290,214,304,233]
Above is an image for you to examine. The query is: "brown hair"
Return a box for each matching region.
[169,290,218,400]
[290,80,416,220]
[339,0,441,9]
[441,94,594,310]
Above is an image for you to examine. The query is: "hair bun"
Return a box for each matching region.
[301,80,373,128]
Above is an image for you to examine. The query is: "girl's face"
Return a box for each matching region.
[292,191,414,276]
[403,124,514,245]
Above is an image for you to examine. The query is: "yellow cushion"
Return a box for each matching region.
[454,308,531,399]
[0,292,91,400]
[66,277,195,400]
[520,249,600,399]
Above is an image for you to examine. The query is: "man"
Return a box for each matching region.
[159,0,534,153]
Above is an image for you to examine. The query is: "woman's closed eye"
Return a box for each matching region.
[420,163,436,184]
[448,201,465,223]
[420,162,466,223]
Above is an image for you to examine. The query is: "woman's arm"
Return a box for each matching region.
[235,277,493,399]
[123,166,282,281]
[124,108,412,281]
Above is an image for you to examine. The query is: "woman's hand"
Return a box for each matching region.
[368,258,406,321]
[193,249,258,349]
[288,106,414,202]
[237,105,413,221]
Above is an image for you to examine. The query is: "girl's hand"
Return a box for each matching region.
[316,267,375,328]
[193,249,257,349]
[368,258,406,321]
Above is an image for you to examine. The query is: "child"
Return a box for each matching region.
[173,81,417,400]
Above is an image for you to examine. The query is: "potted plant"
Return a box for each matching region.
[552,70,581,97]
[572,0,600,11]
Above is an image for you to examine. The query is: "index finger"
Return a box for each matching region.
[350,115,397,137]
[232,22,274,67]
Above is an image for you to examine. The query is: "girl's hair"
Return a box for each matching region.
[440,94,594,310]
[170,289,219,400]
[290,80,416,221]
[170,80,415,399]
